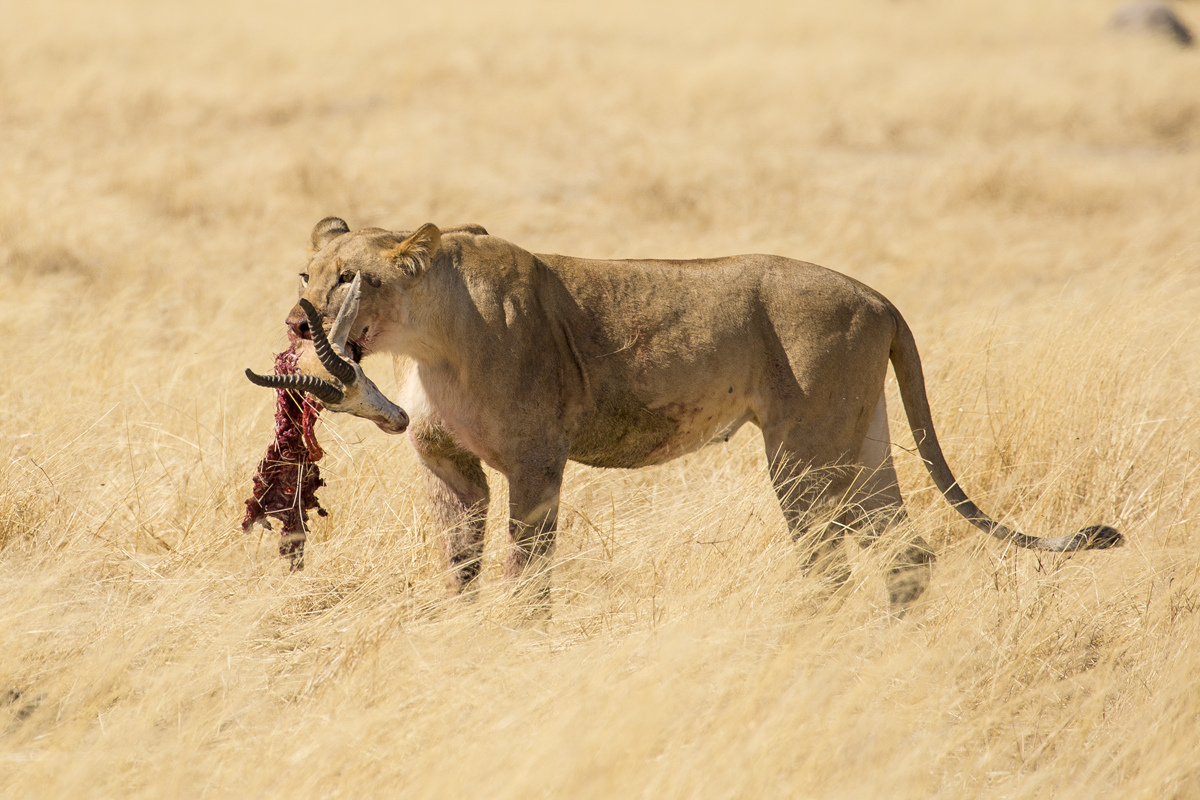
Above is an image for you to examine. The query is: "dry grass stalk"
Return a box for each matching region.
[1,0,1198,796]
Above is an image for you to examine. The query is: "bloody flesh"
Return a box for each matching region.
[241,346,326,569]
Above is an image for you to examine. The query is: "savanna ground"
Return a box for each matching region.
[2,0,1199,796]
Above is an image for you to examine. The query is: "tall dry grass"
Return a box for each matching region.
[2,0,1199,796]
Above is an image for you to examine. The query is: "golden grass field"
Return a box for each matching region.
[2,0,1199,796]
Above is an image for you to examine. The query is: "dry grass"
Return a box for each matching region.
[2,0,1199,796]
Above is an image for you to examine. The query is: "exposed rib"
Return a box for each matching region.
[245,368,344,405]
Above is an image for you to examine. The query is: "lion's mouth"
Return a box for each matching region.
[351,325,384,361]
[293,322,365,363]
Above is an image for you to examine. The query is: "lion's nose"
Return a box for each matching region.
[287,315,311,340]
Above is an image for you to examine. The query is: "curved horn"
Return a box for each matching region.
[245,368,345,405]
[299,298,357,385]
[329,272,362,354]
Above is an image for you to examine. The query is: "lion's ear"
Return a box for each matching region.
[310,217,350,254]
[386,223,441,279]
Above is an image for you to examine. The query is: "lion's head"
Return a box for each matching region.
[285,217,442,360]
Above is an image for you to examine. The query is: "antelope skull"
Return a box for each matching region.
[245,273,409,434]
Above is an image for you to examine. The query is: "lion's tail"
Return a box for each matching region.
[886,306,1123,552]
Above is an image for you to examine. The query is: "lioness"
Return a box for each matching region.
[249,217,1122,610]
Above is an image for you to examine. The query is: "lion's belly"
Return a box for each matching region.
[568,390,754,469]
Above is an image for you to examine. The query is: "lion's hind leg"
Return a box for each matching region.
[765,394,935,612]
[847,397,935,612]
[763,442,857,592]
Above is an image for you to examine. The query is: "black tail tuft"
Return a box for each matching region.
[1076,525,1124,550]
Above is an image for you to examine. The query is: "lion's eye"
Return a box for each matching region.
[339,270,356,284]
[299,273,309,285]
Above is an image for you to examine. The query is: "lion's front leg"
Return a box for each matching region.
[411,427,490,595]
[503,450,567,614]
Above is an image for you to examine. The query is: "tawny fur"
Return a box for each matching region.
[286,218,1120,611]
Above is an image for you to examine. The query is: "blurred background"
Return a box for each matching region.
[1,1,1198,797]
